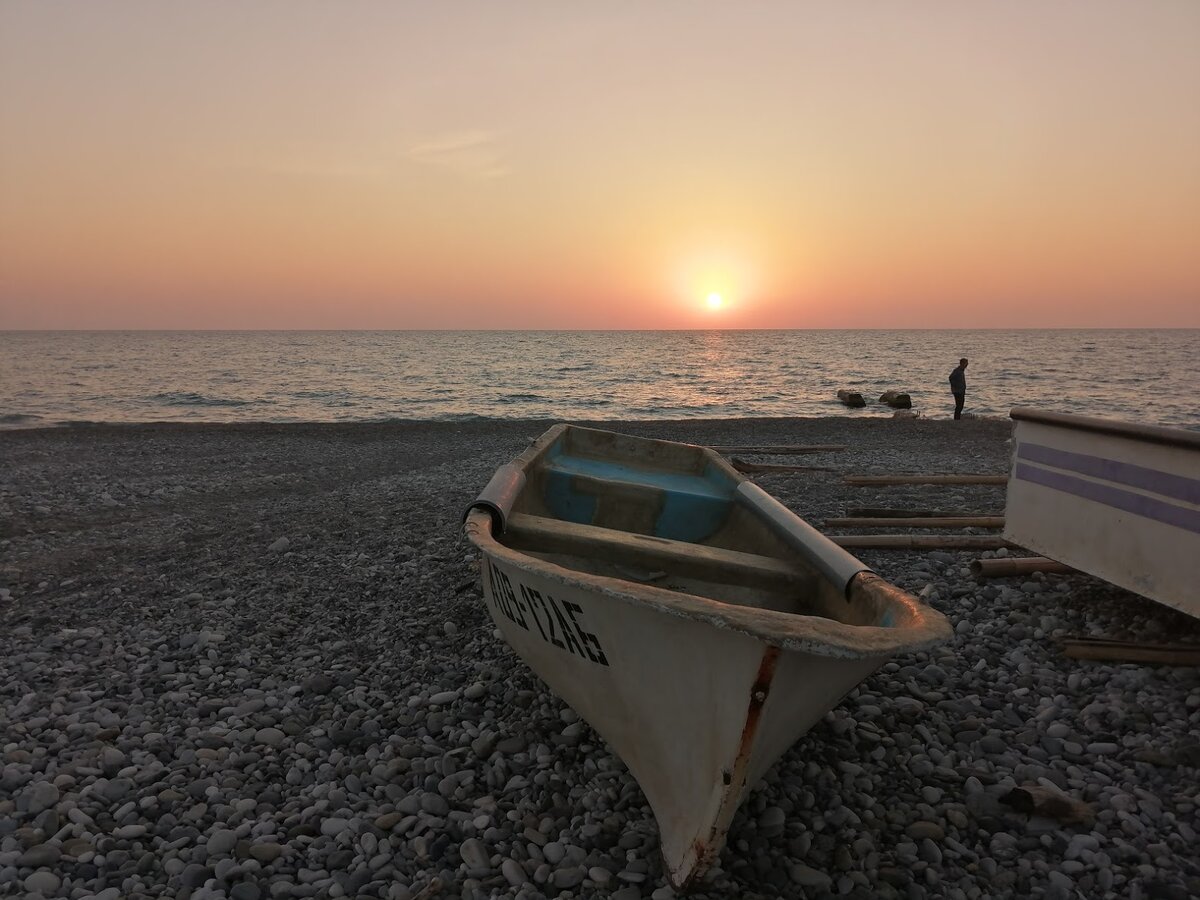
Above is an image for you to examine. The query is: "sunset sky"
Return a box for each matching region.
[2,2,1198,329]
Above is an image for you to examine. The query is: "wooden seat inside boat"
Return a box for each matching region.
[503,512,809,591]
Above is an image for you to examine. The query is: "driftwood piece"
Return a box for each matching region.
[836,390,866,408]
[731,458,835,474]
[844,474,1008,486]
[825,516,1005,529]
[1001,785,1094,825]
[709,444,848,455]
[971,557,1074,577]
[829,534,1013,550]
[1060,637,1200,666]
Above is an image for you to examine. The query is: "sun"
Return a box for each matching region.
[706,292,724,310]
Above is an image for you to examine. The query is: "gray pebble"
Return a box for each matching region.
[501,858,526,886]
[906,821,944,842]
[790,864,832,889]
[207,828,238,855]
[255,727,286,747]
[459,838,489,869]
[303,673,335,694]
[759,805,786,836]
[24,871,61,894]
[919,838,943,865]
[26,781,60,815]
[320,817,351,837]
[552,866,585,889]
[249,843,284,863]
[181,864,211,889]
[542,841,564,865]
[17,844,61,867]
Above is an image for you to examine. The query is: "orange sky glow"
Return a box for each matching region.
[1,2,1198,329]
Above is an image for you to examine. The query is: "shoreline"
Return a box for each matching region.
[0,413,1015,435]
[2,418,1198,899]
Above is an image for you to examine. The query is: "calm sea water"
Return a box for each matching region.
[1,330,1197,429]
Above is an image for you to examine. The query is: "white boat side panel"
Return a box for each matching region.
[481,552,770,887]
[746,649,884,791]
[1004,418,1200,618]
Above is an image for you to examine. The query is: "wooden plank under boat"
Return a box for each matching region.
[1006,408,1200,620]
[462,424,951,888]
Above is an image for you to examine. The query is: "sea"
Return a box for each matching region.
[1,330,1197,430]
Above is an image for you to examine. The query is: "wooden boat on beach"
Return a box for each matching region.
[463,425,951,888]
[1006,408,1200,620]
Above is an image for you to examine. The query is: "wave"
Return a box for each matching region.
[292,389,353,400]
[496,393,549,403]
[148,391,255,407]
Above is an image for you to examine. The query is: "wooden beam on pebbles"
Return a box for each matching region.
[847,507,1004,519]
[844,474,1009,486]
[829,534,1013,550]
[1060,637,1200,666]
[971,557,1074,578]
[825,516,1005,529]
[731,458,836,474]
[710,444,847,455]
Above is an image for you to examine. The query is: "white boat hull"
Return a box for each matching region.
[463,423,949,887]
[474,542,882,887]
[1005,408,1200,619]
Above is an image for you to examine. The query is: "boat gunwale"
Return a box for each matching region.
[1010,407,1200,451]
[465,510,951,658]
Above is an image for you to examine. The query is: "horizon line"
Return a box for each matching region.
[3,326,1199,334]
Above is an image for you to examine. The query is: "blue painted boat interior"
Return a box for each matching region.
[541,443,736,543]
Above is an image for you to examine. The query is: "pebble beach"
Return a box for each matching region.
[2,417,1198,900]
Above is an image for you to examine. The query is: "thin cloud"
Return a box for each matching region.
[260,157,386,180]
[408,131,509,180]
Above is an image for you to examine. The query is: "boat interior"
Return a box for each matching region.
[496,426,886,626]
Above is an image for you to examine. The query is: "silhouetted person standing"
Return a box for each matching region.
[949,358,968,419]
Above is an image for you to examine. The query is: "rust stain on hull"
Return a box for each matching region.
[733,644,781,775]
[676,644,780,890]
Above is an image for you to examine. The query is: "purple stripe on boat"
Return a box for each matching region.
[1014,463,1200,536]
[1017,442,1200,505]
